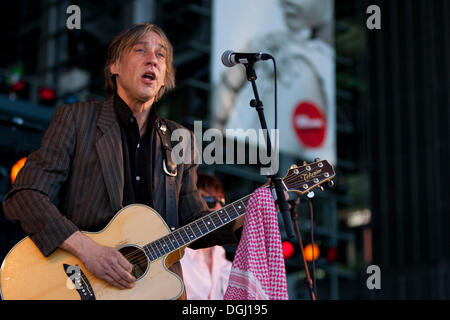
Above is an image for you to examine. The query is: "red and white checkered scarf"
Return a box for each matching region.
[223,187,289,300]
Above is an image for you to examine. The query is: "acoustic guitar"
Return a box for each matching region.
[0,160,335,300]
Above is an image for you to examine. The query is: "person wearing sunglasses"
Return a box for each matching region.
[180,172,235,300]
[202,196,226,210]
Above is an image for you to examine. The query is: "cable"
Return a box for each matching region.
[270,57,277,132]
[308,198,318,298]
[290,199,317,300]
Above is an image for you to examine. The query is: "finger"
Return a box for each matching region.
[108,270,132,289]
[110,261,135,285]
[105,265,133,288]
[112,252,136,282]
[102,273,126,290]
[115,252,134,274]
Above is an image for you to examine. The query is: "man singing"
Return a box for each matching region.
[3,23,242,294]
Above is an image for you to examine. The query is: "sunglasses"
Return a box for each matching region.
[203,196,226,209]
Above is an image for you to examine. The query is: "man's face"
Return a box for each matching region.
[110,31,167,104]
[279,0,329,32]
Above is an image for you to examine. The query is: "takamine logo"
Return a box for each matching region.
[292,101,327,148]
[299,169,322,182]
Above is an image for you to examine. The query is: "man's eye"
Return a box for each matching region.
[136,48,144,53]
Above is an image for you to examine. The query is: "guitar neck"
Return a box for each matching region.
[141,159,335,262]
[142,193,253,262]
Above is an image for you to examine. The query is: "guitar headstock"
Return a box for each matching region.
[282,159,335,195]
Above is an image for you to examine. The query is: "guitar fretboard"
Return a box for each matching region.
[143,194,251,261]
[140,160,335,262]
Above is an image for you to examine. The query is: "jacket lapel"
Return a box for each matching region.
[95,97,124,213]
[152,141,165,214]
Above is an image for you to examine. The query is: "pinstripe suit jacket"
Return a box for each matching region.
[2,97,236,258]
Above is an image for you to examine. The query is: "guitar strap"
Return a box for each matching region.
[156,118,178,231]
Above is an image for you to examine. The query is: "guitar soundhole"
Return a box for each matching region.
[118,245,149,281]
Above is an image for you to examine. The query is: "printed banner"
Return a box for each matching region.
[210,0,336,165]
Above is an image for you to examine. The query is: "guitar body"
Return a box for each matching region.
[0,204,185,300]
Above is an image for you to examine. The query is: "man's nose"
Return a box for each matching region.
[145,51,158,66]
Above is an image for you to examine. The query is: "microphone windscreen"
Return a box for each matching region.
[221,50,235,67]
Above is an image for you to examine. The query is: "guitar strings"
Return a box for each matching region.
[118,208,247,264]
[114,171,327,265]
[114,172,324,263]
[77,170,331,288]
[77,211,247,287]
[117,196,251,263]
[113,173,306,266]
[115,193,253,267]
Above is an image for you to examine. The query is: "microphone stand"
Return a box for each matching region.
[288,198,317,300]
[243,61,295,240]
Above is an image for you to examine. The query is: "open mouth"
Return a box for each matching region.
[142,72,156,81]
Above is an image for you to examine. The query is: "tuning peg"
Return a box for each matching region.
[317,185,325,192]
[314,157,321,162]
[290,164,298,170]
[328,180,335,187]
[303,161,308,166]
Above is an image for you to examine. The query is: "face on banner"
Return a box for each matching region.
[280,0,334,34]
[211,0,336,165]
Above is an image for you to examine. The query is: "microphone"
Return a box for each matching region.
[221,50,272,67]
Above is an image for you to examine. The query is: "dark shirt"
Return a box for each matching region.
[113,94,158,211]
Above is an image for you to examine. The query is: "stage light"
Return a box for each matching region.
[326,247,338,263]
[39,88,56,101]
[11,80,26,92]
[10,157,27,184]
[346,208,371,228]
[282,241,295,259]
[304,244,320,262]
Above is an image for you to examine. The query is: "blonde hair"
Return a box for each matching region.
[104,23,176,100]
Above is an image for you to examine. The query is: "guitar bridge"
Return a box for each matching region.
[63,264,96,300]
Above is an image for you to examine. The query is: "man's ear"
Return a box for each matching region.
[110,60,120,76]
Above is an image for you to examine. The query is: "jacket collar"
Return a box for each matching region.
[97,96,117,134]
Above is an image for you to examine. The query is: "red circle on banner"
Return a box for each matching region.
[292,101,326,148]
